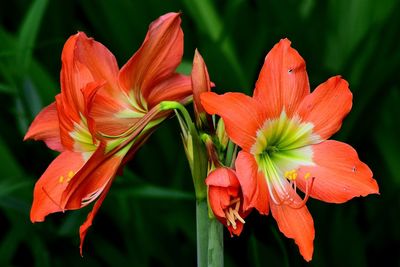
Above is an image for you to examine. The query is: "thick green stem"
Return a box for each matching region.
[208,217,224,267]
[196,199,209,267]
[165,100,224,266]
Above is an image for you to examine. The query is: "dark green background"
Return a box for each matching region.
[0,0,399,266]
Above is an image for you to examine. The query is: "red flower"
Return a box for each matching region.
[201,38,379,261]
[24,12,191,254]
[206,168,249,236]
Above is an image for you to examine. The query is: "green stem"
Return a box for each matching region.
[196,198,209,267]
[224,140,235,167]
[208,217,224,267]
[159,101,193,130]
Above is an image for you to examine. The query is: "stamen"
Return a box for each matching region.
[224,197,245,229]
[58,176,64,183]
[290,177,315,209]
[232,210,246,224]
[234,201,240,211]
[230,198,240,205]
[274,170,316,209]
[225,208,237,229]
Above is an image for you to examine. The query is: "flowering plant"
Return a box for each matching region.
[25,12,379,266]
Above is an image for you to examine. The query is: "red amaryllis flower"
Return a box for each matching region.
[24,12,191,254]
[206,168,249,236]
[201,38,379,261]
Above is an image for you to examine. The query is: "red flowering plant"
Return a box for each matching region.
[201,38,379,261]
[24,11,379,266]
[24,12,191,254]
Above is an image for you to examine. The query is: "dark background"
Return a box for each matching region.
[0,0,399,266]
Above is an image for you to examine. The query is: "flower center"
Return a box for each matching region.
[253,111,321,208]
[70,115,98,153]
[224,198,245,229]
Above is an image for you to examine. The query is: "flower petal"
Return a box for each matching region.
[24,102,63,152]
[145,73,192,108]
[235,151,269,214]
[297,140,379,203]
[72,32,119,95]
[208,186,231,219]
[297,76,352,139]
[254,38,309,118]
[270,200,315,261]
[30,151,86,222]
[86,90,142,137]
[119,12,183,99]
[61,146,123,209]
[201,92,263,151]
[60,34,95,121]
[205,167,240,188]
[79,179,112,256]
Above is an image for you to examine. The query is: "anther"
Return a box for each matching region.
[67,170,74,182]
[284,169,298,181]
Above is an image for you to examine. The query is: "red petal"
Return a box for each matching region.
[79,179,112,256]
[60,34,94,121]
[61,146,123,209]
[81,81,107,140]
[24,102,63,152]
[119,13,183,99]
[87,91,140,137]
[146,74,192,108]
[270,200,315,261]
[200,92,263,151]
[235,151,269,214]
[72,32,119,95]
[30,151,86,222]
[205,168,240,188]
[208,186,231,219]
[228,221,245,237]
[206,168,239,217]
[254,38,309,118]
[297,140,379,203]
[297,76,352,139]
[192,49,211,115]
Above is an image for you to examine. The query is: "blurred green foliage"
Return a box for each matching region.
[0,0,399,266]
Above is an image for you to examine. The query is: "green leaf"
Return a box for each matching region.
[373,86,400,185]
[16,0,49,72]
[181,0,247,88]
[114,184,193,200]
[0,137,24,179]
[176,60,193,75]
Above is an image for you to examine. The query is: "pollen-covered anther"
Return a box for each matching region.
[67,170,74,182]
[224,197,245,229]
[58,170,75,183]
[284,169,298,181]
